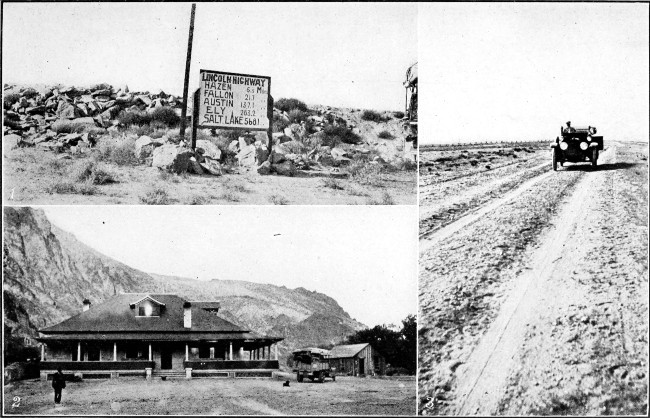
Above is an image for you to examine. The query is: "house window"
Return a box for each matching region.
[135,301,160,317]
[210,347,215,359]
[125,345,145,360]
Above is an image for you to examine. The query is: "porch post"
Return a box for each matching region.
[249,350,251,360]
[149,343,152,361]
[41,344,45,361]
[113,342,117,361]
[78,342,81,361]
[274,343,278,360]
[185,344,189,361]
[229,341,233,361]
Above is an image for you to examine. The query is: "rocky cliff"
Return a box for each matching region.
[3,207,365,366]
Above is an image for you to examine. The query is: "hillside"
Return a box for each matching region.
[3,207,365,367]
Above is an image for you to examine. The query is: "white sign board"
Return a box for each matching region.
[198,69,270,131]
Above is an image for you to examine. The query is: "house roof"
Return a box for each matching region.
[328,343,370,358]
[36,332,282,343]
[40,294,247,335]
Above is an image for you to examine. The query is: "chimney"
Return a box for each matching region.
[183,302,192,328]
[82,299,91,312]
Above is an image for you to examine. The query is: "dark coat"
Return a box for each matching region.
[52,372,66,390]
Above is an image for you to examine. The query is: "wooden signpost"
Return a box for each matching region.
[191,69,274,157]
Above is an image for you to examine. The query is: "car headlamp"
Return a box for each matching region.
[586,136,592,142]
[579,142,588,150]
[560,141,569,150]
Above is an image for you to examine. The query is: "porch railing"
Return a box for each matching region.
[40,361,155,371]
[184,360,279,370]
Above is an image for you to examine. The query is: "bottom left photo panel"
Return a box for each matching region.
[3,205,417,416]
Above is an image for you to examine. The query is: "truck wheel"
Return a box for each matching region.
[552,149,558,171]
[297,372,303,383]
[592,148,598,167]
[332,375,336,382]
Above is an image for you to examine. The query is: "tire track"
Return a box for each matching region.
[450,146,617,415]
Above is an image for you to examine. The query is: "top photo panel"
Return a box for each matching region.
[2,2,417,206]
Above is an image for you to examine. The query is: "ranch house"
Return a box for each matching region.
[37,293,282,380]
[329,343,386,376]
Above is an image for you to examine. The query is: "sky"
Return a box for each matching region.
[419,3,649,143]
[2,2,416,112]
[42,206,418,328]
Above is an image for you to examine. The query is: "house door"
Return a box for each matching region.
[359,358,365,376]
[161,349,173,369]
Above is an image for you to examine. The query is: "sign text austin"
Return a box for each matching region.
[198,69,270,131]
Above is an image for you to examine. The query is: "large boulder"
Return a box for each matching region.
[195,139,222,161]
[237,143,257,169]
[256,160,271,175]
[135,135,155,159]
[272,160,296,176]
[51,117,96,132]
[152,144,193,173]
[56,101,79,119]
[200,158,222,175]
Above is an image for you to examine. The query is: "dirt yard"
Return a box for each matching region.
[3,375,415,416]
[2,147,416,205]
[419,141,648,415]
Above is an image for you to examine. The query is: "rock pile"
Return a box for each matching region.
[4,83,415,176]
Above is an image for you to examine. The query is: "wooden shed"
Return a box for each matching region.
[328,343,386,376]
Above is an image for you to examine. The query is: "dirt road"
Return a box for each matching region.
[4,375,415,415]
[419,142,648,415]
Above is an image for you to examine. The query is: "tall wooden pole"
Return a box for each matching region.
[179,3,196,141]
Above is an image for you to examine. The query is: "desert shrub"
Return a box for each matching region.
[281,141,307,155]
[3,93,20,109]
[140,186,171,205]
[220,191,241,202]
[3,113,21,130]
[158,171,181,183]
[187,195,209,205]
[322,177,344,190]
[346,184,369,197]
[322,125,361,146]
[393,111,405,119]
[348,160,384,187]
[117,109,152,126]
[269,194,289,205]
[90,83,112,91]
[94,136,139,166]
[377,130,394,140]
[273,112,290,132]
[151,106,180,127]
[366,192,394,205]
[275,98,308,113]
[70,160,117,185]
[287,109,309,124]
[47,179,98,195]
[361,109,387,122]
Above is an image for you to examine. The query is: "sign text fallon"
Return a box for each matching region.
[198,69,270,131]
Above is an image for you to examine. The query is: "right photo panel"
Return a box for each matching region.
[418,2,649,416]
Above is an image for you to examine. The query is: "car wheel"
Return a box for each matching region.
[552,149,558,171]
[332,375,336,382]
[592,149,598,167]
[297,372,303,383]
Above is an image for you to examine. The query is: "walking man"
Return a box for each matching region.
[52,368,66,404]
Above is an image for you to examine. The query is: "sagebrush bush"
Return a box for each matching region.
[269,194,289,205]
[281,141,307,155]
[140,186,171,205]
[70,160,117,185]
[348,160,385,187]
[322,177,344,190]
[287,109,309,124]
[275,98,308,113]
[118,110,152,126]
[377,130,394,140]
[273,113,290,132]
[322,125,361,146]
[95,137,139,166]
[151,106,180,127]
[361,109,387,122]
[3,93,20,110]
[393,111,405,119]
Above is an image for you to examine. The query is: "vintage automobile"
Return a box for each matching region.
[291,347,336,383]
[550,123,603,170]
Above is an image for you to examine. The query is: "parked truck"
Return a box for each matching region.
[291,347,336,383]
